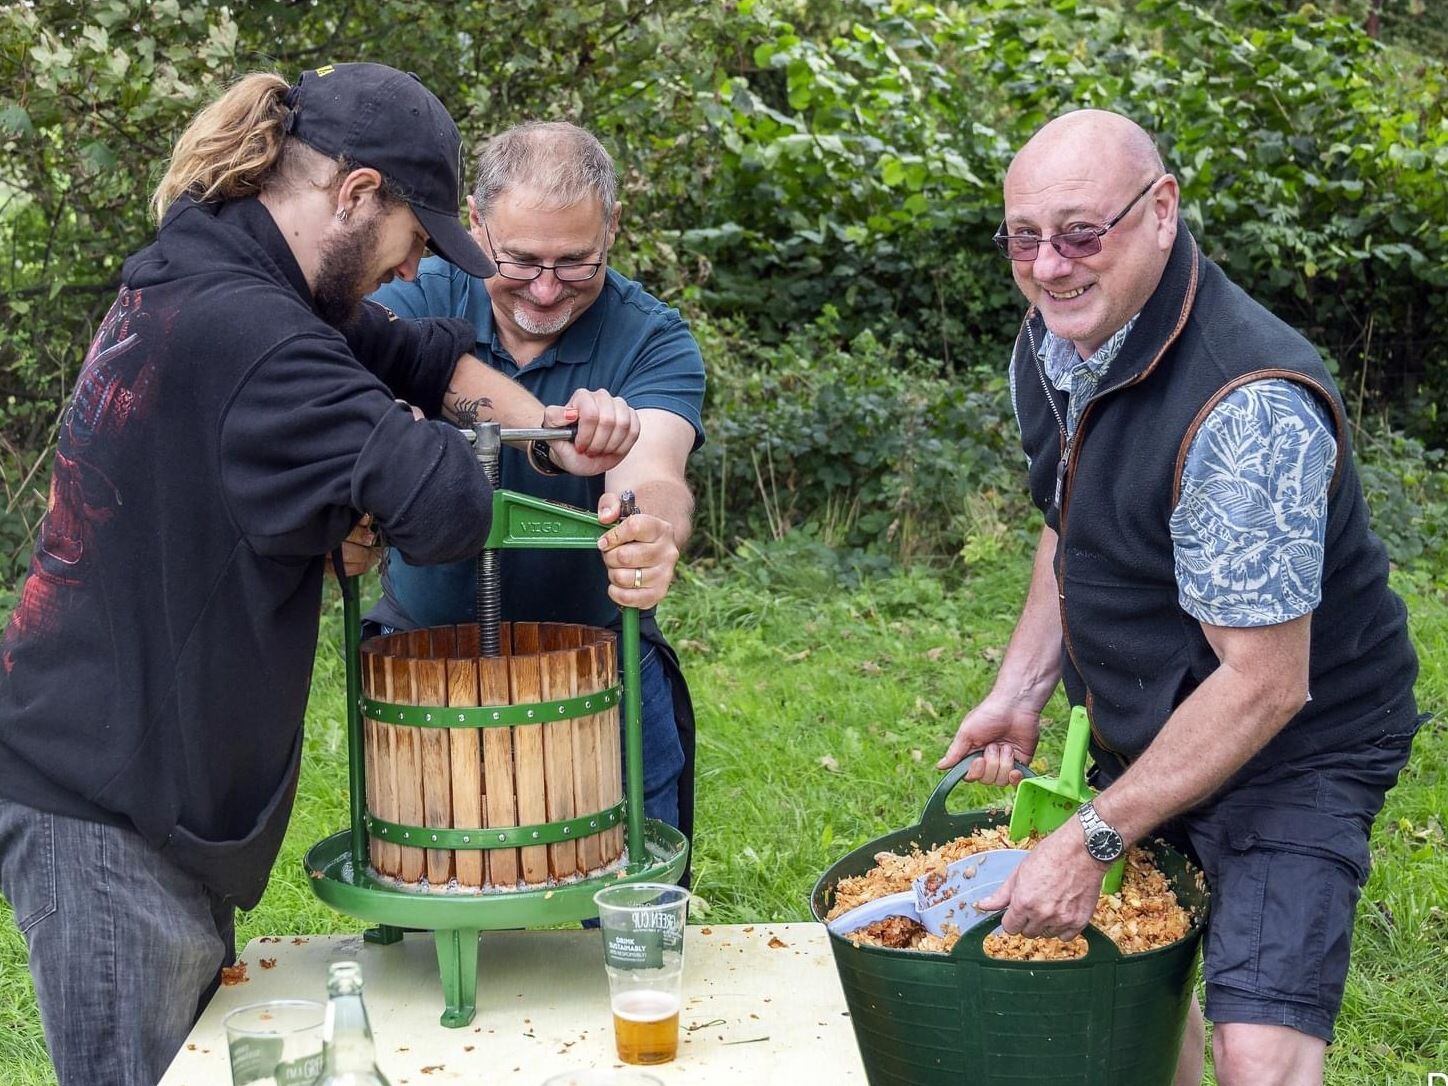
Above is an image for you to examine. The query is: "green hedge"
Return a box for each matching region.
[686,306,1448,579]
[688,307,1028,564]
[1,0,1444,584]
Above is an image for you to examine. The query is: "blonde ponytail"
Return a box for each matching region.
[150,73,292,223]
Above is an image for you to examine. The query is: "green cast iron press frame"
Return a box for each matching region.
[304,424,689,1027]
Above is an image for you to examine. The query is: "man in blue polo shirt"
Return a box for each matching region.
[369,121,705,850]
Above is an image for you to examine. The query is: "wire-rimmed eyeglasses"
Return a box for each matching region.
[993,177,1164,262]
[482,221,607,282]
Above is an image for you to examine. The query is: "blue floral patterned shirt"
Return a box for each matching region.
[1026,326,1337,628]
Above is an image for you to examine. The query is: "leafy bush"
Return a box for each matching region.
[686,306,1448,579]
[685,0,1447,415]
[688,306,1030,565]
[1,0,1445,584]
[1120,1,1448,423]
[1356,427,1448,574]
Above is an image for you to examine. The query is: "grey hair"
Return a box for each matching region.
[471,121,618,220]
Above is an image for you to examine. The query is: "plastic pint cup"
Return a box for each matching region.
[223,999,325,1085]
[593,882,690,1065]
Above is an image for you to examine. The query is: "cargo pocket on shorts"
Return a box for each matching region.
[1210,806,1367,1008]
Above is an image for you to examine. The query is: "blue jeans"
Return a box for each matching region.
[0,799,233,1086]
[634,645,685,829]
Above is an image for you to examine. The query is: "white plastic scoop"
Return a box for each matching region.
[911,848,1030,936]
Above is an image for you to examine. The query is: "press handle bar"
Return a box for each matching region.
[460,424,578,445]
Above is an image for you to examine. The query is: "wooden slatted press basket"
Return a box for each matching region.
[360,620,626,891]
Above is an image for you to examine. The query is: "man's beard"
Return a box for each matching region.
[313,212,382,329]
[512,294,577,336]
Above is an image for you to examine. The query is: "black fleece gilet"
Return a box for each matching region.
[1010,224,1417,780]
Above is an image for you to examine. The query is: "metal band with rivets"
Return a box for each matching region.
[360,685,621,728]
[364,801,625,849]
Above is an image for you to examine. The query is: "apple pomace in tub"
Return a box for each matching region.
[829,826,1195,961]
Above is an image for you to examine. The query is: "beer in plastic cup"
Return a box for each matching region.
[611,988,681,1064]
[592,882,690,1066]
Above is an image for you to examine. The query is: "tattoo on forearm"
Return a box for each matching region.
[448,392,495,429]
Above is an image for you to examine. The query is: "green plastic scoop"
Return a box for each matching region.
[1007,704,1124,894]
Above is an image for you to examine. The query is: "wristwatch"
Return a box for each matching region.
[1077,801,1125,864]
[528,439,564,477]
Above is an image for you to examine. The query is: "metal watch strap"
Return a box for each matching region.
[1078,800,1107,835]
[1078,800,1124,861]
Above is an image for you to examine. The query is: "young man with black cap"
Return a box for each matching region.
[0,63,639,1086]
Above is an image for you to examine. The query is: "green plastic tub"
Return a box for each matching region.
[810,755,1209,1086]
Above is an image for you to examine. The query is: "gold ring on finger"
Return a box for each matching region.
[633,568,644,590]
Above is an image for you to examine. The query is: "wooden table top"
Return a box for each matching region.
[160,922,865,1085]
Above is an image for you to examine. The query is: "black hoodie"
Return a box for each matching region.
[0,196,492,907]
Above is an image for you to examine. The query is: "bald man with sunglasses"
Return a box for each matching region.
[939,109,1421,1086]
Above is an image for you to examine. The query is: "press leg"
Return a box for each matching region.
[364,924,404,945]
[434,928,480,1028]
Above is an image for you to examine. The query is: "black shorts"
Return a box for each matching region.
[1147,714,1426,1042]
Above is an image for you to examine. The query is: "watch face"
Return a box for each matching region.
[1086,827,1124,862]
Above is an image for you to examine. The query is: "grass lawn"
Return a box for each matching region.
[1,536,1444,1084]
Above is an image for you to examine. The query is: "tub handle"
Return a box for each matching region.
[949,909,1123,963]
[920,750,1035,830]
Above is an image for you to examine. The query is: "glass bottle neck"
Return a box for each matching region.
[323,994,379,1073]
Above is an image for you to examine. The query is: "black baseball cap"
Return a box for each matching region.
[285,62,495,279]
